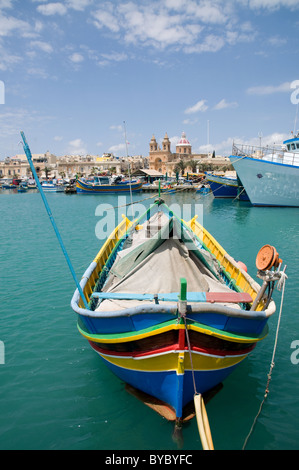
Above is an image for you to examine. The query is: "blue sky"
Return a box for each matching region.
[0,0,299,159]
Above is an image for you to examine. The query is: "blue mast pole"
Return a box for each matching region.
[20,131,89,309]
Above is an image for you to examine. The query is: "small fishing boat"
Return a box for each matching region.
[71,197,286,439]
[196,183,210,194]
[1,178,17,189]
[205,173,248,200]
[17,184,28,193]
[76,175,143,194]
[41,181,65,192]
[20,130,287,449]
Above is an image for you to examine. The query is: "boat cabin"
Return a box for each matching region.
[283,133,299,153]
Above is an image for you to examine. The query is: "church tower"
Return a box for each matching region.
[149,135,158,152]
[176,131,192,157]
[162,132,171,153]
[149,132,172,173]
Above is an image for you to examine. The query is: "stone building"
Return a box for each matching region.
[149,131,196,175]
[149,131,229,176]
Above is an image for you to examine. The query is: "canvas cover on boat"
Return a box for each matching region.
[110,213,219,280]
[95,211,238,312]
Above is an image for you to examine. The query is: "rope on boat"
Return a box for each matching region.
[103,185,191,211]
[178,279,214,450]
[242,274,287,450]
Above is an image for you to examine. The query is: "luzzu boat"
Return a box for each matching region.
[71,197,286,440]
[76,175,143,194]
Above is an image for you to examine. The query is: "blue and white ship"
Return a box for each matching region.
[229,133,299,207]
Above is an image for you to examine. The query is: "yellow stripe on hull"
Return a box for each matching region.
[78,321,266,345]
[94,348,248,373]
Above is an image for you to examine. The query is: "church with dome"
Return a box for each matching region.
[149,131,204,175]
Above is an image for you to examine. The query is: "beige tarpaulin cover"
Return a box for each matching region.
[95,212,240,313]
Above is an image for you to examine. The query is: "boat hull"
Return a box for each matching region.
[206,175,249,200]
[230,156,299,207]
[76,179,143,194]
[77,312,266,419]
[94,350,242,418]
[71,202,276,420]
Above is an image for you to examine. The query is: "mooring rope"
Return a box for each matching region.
[182,315,198,396]
[242,276,286,450]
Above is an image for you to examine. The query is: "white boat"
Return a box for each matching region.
[229,134,299,207]
[41,181,65,192]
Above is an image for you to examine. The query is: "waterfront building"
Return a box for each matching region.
[149,131,230,175]
[0,151,147,180]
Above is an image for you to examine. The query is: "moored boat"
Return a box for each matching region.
[206,173,248,200]
[230,135,299,207]
[71,197,286,433]
[41,181,65,192]
[76,175,142,194]
[17,184,28,192]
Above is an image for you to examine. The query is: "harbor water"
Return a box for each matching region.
[0,189,298,451]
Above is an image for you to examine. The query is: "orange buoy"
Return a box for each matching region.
[256,245,281,271]
[237,261,247,272]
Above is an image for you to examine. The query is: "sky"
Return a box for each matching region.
[0,0,299,159]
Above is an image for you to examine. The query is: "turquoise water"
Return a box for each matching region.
[0,189,298,451]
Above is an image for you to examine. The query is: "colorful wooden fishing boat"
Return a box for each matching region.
[71,197,286,432]
[76,176,143,194]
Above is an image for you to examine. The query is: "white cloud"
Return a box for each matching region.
[68,138,87,155]
[213,98,238,110]
[30,40,53,53]
[0,44,21,70]
[108,143,126,154]
[37,3,68,16]
[66,0,92,11]
[247,81,292,95]
[110,125,123,132]
[204,131,291,156]
[184,100,208,114]
[27,67,49,79]
[248,0,299,10]
[69,52,84,63]
[0,14,30,36]
[92,7,120,33]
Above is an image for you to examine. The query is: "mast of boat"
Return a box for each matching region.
[293,103,298,135]
[123,121,134,218]
[20,131,89,309]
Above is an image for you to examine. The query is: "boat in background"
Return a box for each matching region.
[71,197,286,444]
[17,183,28,193]
[230,134,299,207]
[41,181,65,192]
[196,182,210,194]
[205,173,248,200]
[1,178,17,189]
[76,175,142,194]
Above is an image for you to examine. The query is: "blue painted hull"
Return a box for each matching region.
[95,352,240,418]
[207,175,249,200]
[76,179,143,193]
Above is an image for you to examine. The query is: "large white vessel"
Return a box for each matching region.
[229,134,299,207]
